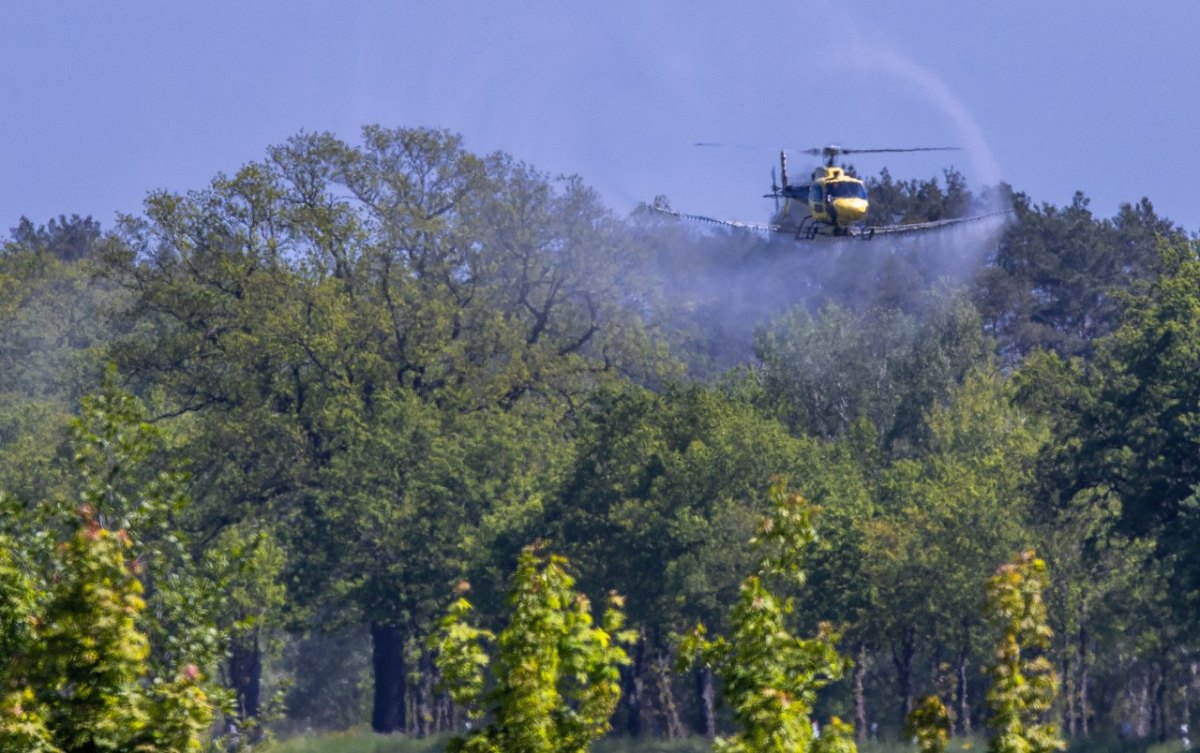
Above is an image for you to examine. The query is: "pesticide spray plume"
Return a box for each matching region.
[640,192,1012,378]
[842,43,1009,215]
[633,32,1017,376]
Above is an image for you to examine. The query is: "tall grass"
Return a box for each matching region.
[259,730,449,753]
[1067,738,1186,753]
[259,733,713,753]
[592,739,712,753]
[858,736,983,753]
[260,731,1187,753]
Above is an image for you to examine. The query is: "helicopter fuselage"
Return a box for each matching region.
[776,166,869,229]
[665,142,995,242]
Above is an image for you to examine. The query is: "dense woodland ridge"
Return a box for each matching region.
[0,125,1197,749]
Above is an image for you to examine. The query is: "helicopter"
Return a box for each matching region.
[654,144,1010,240]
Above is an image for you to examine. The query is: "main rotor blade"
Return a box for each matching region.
[693,141,765,150]
[799,145,962,159]
[700,143,963,156]
[838,146,961,155]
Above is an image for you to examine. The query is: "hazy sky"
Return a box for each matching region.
[3,2,1199,234]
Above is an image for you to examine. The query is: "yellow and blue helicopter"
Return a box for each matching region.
[656,143,1008,240]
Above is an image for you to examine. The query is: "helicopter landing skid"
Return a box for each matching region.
[793,217,875,241]
[795,217,821,241]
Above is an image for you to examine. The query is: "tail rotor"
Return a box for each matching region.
[768,150,789,211]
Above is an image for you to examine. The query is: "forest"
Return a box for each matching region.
[1,125,1197,751]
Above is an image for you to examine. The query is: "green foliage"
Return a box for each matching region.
[905,696,952,753]
[428,593,493,717]
[202,524,287,644]
[1079,237,1200,535]
[813,716,858,753]
[678,482,849,753]
[0,509,214,752]
[551,384,821,638]
[33,517,151,750]
[72,369,188,537]
[1066,240,1200,621]
[973,192,1181,362]
[861,168,976,228]
[432,544,633,753]
[0,688,58,753]
[0,537,57,752]
[204,522,289,731]
[750,478,819,585]
[69,376,225,677]
[845,368,1043,731]
[8,214,103,263]
[0,380,225,751]
[985,551,1063,753]
[140,665,215,752]
[0,216,117,407]
[0,536,39,663]
[104,126,670,731]
[5,122,1197,743]
[752,295,988,457]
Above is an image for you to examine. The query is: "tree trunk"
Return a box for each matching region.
[1152,662,1166,742]
[371,622,407,734]
[957,648,971,736]
[229,631,263,740]
[1188,662,1198,741]
[697,666,716,739]
[653,650,685,739]
[930,642,943,690]
[1063,632,1075,739]
[418,649,435,736]
[855,644,868,742]
[1079,623,1090,737]
[434,666,450,734]
[623,634,646,736]
[892,627,915,737]
[450,692,462,735]
[1137,668,1150,737]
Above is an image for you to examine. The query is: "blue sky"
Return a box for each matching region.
[3,2,1199,234]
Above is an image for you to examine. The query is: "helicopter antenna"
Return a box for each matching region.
[779,150,789,188]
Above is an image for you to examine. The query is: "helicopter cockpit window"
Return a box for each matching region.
[810,184,822,203]
[826,182,868,200]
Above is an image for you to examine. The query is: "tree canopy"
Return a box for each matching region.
[1,124,1196,748]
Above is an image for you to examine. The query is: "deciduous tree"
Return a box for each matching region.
[679,482,851,753]
[985,550,1063,753]
[431,544,633,753]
